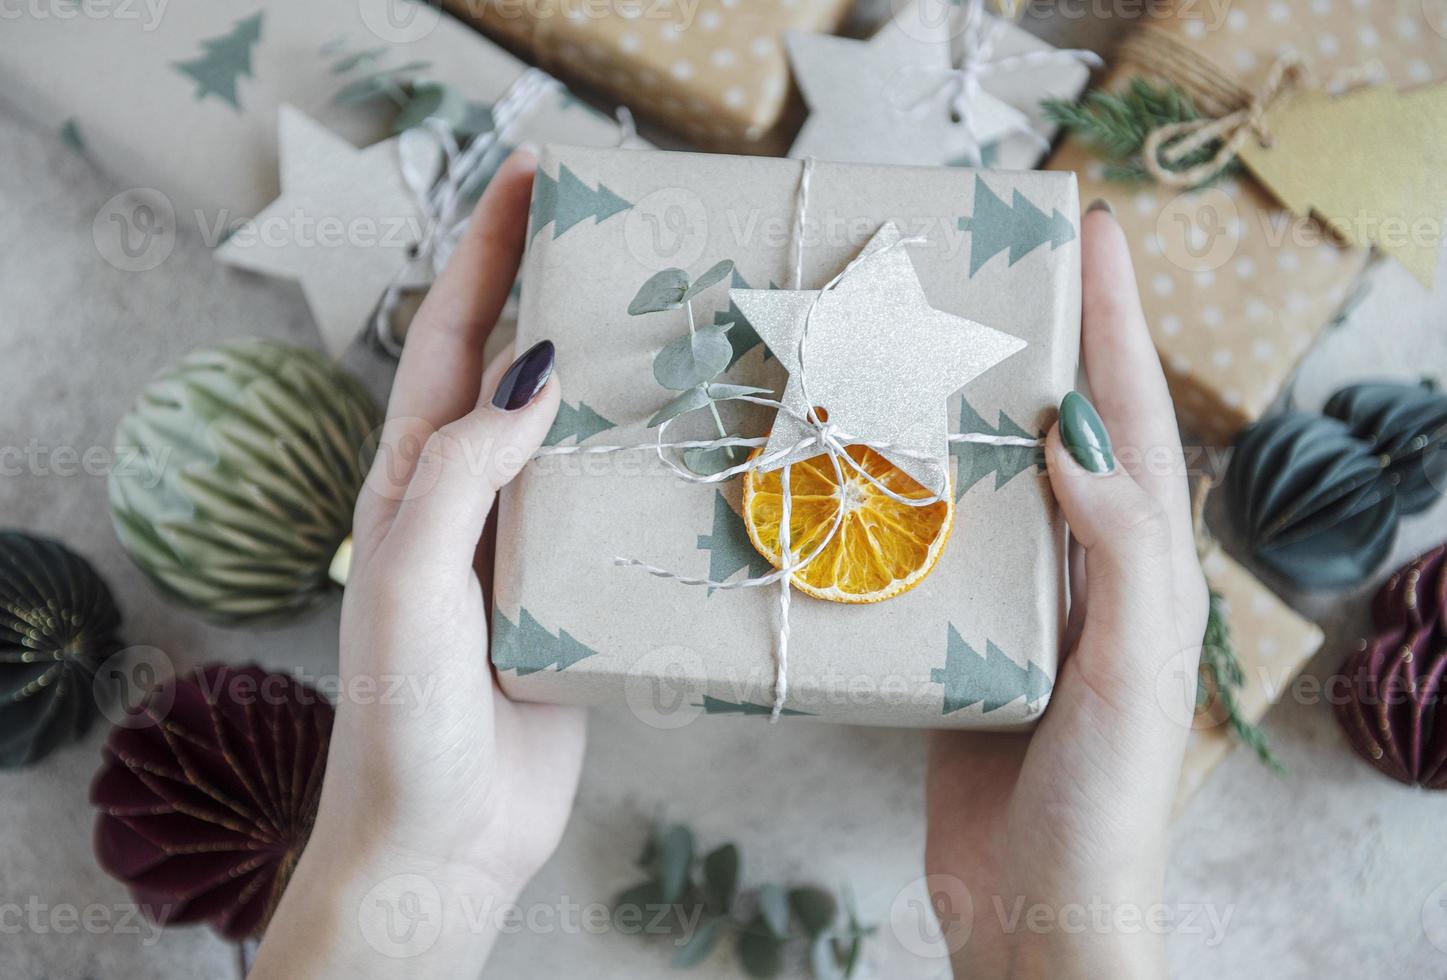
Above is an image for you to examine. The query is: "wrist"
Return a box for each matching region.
[250,827,524,980]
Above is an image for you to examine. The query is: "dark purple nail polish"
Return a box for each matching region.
[492,340,555,411]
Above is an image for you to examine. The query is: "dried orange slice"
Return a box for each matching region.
[742,445,954,604]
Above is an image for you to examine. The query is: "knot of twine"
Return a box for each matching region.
[373,69,638,355]
[1139,46,1382,188]
[898,0,1102,166]
[534,157,1044,721]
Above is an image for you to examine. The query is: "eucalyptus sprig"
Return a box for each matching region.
[1198,590,1284,773]
[322,38,497,139]
[1042,78,1243,188]
[613,822,874,978]
[629,260,769,476]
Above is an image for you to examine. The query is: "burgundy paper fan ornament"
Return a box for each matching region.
[90,664,334,940]
[1335,547,1447,788]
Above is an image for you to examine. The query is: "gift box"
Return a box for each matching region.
[1175,542,1324,812]
[0,0,637,354]
[1045,0,1447,445]
[442,0,851,151]
[493,145,1080,728]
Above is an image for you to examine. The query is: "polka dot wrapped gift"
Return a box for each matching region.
[1046,0,1447,446]
[442,0,852,152]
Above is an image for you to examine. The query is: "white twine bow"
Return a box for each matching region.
[901,0,1102,166]
[373,68,562,356]
[534,157,1044,721]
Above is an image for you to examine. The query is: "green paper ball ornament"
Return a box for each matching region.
[109,339,381,625]
[1,531,123,768]
[1323,381,1447,516]
[1227,412,1396,590]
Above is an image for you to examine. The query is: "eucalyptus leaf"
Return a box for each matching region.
[738,920,784,979]
[648,387,712,428]
[703,844,741,912]
[789,888,837,937]
[629,268,690,315]
[673,915,726,967]
[653,325,732,391]
[332,61,430,105]
[838,934,864,978]
[684,446,740,477]
[756,884,790,938]
[393,82,469,134]
[683,259,735,301]
[811,934,843,980]
[658,825,695,905]
[330,46,387,73]
[613,881,666,933]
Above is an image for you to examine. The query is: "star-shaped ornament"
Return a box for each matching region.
[730,223,1026,499]
[216,106,429,356]
[784,11,1028,167]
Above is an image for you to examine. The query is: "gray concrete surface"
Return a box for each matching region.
[3,9,1447,978]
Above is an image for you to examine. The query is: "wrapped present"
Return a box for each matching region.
[442,0,851,151]
[1045,0,1447,445]
[0,1,637,355]
[494,145,1081,728]
[786,0,1097,171]
[1175,542,1324,812]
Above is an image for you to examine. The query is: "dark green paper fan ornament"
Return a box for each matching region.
[1,532,123,767]
[1227,413,1396,589]
[1229,381,1447,591]
[109,339,381,625]
[1323,381,1447,515]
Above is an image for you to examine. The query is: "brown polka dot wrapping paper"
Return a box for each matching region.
[442,0,852,151]
[1046,0,1447,447]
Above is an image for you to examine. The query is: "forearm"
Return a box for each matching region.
[249,830,519,980]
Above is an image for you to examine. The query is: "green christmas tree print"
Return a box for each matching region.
[173,12,264,111]
[695,696,811,717]
[958,175,1075,277]
[544,400,616,446]
[716,269,776,368]
[493,608,598,675]
[932,626,1053,714]
[697,491,772,594]
[951,399,1044,499]
[530,165,632,240]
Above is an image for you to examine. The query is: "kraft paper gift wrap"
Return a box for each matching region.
[493,145,1081,728]
[1046,0,1447,446]
[442,0,852,151]
[0,1,633,249]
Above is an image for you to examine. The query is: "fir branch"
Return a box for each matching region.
[1043,78,1243,188]
[1198,590,1285,773]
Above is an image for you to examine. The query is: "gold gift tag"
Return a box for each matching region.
[1237,81,1447,286]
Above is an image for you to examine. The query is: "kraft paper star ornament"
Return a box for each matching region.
[784,12,1027,166]
[216,106,427,356]
[731,223,1026,498]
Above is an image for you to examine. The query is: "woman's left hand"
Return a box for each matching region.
[251,149,586,979]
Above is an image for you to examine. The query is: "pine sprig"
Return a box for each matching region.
[1198,590,1285,773]
[1043,78,1243,187]
[614,821,874,978]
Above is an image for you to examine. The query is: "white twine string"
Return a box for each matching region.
[900,0,1102,166]
[533,157,1043,721]
[373,69,562,356]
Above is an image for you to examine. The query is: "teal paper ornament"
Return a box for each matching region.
[1323,381,1447,516]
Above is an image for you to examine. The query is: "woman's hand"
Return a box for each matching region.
[251,149,585,978]
[925,202,1210,979]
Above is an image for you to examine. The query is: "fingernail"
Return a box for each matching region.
[1059,391,1115,474]
[492,340,555,411]
[1086,198,1114,216]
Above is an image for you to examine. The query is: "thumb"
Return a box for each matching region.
[386,341,560,569]
[1045,392,1177,642]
